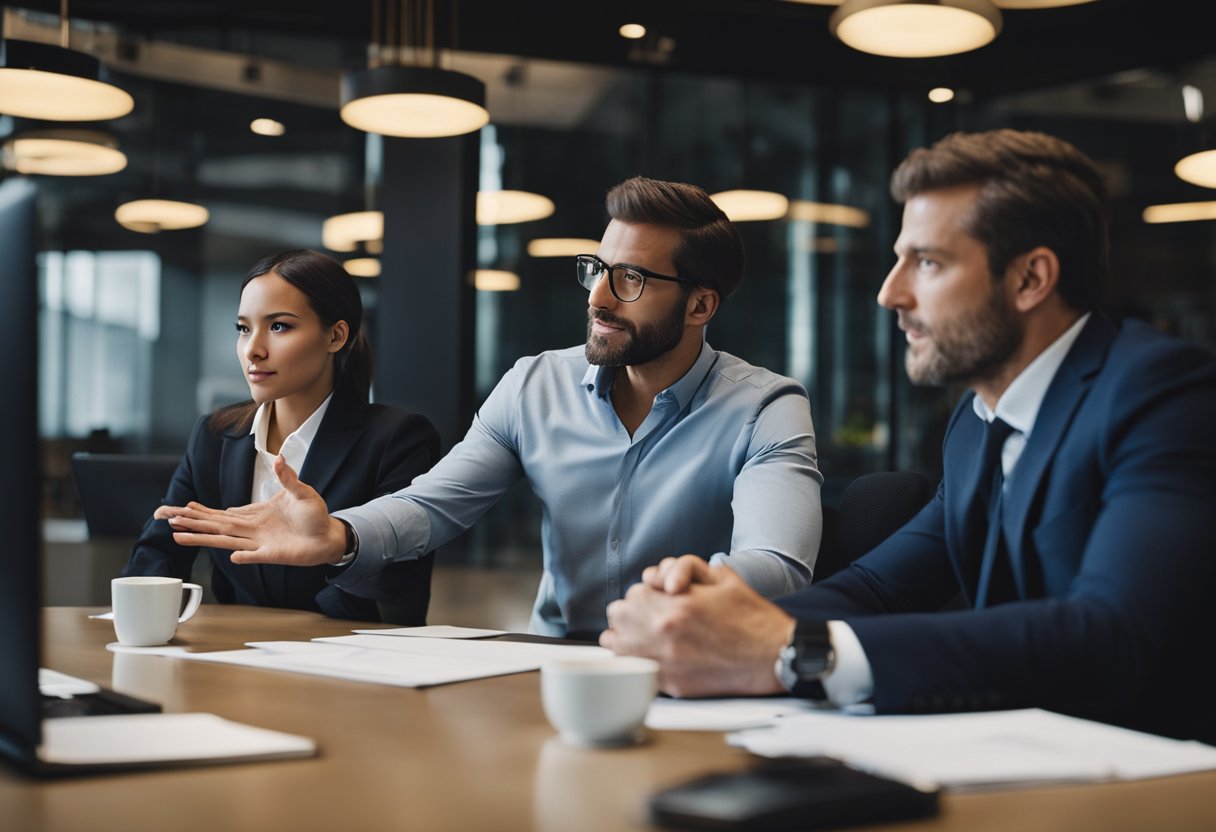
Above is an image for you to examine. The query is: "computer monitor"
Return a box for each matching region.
[0,177,44,767]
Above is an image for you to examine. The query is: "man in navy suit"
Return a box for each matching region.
[602,129,1216,742]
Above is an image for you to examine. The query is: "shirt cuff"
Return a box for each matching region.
[822,620,874,707]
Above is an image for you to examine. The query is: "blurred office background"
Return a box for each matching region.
[6,1,1215,620]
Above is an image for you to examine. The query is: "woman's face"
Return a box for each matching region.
[236,271,347,407]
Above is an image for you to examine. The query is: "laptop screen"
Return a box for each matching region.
[0,178,45,767]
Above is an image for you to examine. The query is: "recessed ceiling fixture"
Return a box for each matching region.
[619,23,647,39]
[710,189,790,222]
[115,199,208,233]
[0,3,133,121]
[830,0,1002,58]
[474,269,520,291]
[477,190,555,225]
[340,0,489,138]
[323,210,384,252]
[527,238,601,257]
[2,130,126,176]
[344,257,382,277]
[928,86,955,103]
[250,118,285,136]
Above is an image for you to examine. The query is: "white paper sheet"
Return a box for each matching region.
[351,625,507,639]
[157,635,612,688]
[727,708,1216,789]
[644,697,825,731]
[39,712,316,766]
[39,668,101,698]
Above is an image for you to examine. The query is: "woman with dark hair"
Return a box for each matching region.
[121,249,439,622]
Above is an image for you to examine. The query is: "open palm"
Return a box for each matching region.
[153,456,346,566]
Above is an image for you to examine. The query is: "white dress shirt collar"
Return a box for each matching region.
[249,393,333,503]
[972,312,1091,435]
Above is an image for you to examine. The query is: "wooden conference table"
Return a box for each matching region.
[3,607,1214,832]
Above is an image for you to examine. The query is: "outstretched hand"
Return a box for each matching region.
[153,455,348,567]
[600,564,795,698]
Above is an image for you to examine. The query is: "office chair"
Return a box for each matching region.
[814,471,934,583]
[70,452,181,539]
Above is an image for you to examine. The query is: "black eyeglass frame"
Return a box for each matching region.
[575,253,699,303]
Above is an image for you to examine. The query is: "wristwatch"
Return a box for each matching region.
[774,620,835,700]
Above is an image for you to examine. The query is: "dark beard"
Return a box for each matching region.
[905,284,1022,387]
[585,297,687,367]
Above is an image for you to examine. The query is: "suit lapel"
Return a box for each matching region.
[298,391,368,506]
[1002,315,1116,596]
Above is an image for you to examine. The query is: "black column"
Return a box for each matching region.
[376,135,479,452]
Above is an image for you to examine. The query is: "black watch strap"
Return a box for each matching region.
[775,619,834,700]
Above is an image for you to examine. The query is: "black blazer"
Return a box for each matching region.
[779,316,1216,742]
[122,390,440,622]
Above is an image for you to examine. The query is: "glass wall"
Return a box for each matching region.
[24,51,1216,568]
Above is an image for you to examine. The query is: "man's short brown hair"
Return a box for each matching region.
[890,129,1109,311]
[606,176,745,300]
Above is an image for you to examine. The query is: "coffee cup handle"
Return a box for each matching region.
[179,583,203,623]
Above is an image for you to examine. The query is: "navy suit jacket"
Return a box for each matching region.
[122,390,440,622]
[779,316,1216,742]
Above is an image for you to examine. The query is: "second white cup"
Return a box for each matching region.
[111,576,203,647]
[541,656,659,747]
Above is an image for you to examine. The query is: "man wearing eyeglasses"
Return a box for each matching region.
[157,176,823,638]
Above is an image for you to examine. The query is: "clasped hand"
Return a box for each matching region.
[153,455,348,567]
[599,554,794,698]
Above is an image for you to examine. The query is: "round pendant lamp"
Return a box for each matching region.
[829,0,1002,58]
[340,0,489,139]
[0,37,133,122]
[2,129,126,176]
[115,199,208,233]
[710,189,790,222]
[341,65,488,138]
[323,210,384,252]
[1175,150,1216,189]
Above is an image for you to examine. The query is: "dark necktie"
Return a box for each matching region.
[973,417,1017,609]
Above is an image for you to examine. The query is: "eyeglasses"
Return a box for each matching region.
[575,254,698,303]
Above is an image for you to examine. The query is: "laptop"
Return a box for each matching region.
[0,179,314,777]
[70,453,182,538]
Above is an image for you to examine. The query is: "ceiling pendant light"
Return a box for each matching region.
[476,190,554,225]
[1175,150,1216,189]
[1143,201,1216,224]
[115,199,208,233]
[0,2,133,121]
[340,0,489,138]
[527,238,601,258]
[473,269,520,291]
[344,257,382,277]
[830,0,1002,58]
[2,129,126,176]
[710,189,790,222]
[323,210,384,252]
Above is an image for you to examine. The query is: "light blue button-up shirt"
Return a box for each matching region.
[333,341,823,636]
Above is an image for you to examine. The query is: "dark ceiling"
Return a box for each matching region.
[19,0,1216,97]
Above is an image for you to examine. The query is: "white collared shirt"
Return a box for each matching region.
[249,393,333,503]
[823,313,1091,707]
[972,313,1091,481]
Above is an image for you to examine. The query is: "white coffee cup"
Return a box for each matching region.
[541,656,659,747]
[111,577,203,647]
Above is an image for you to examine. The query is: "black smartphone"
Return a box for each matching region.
[649,756,939,830]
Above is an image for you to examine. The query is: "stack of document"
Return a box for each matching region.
[134,627,611,688]
[727,708,1216,789]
